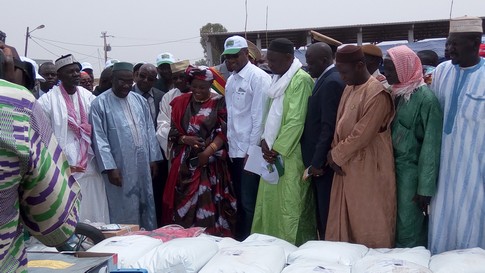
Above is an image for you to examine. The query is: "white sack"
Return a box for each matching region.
[288,241,368,266]
[363,247,431,267]
[282,260,351,273]
[242,233,298,261]
[87,235,162,267]
[199,245,286,273]
[130,237,218,273]
[198,234,240,249]
[353,258,432,273]
[430,247,485,273]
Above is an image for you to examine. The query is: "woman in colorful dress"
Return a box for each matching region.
[162,65,236,237]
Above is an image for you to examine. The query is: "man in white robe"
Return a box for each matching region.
[90,62,162,230]
[38,54,109,223]
[429,16,485,254]
[156,60,190,155]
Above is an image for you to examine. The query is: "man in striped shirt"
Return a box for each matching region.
[0,45,81,272]
[428,16,485,254]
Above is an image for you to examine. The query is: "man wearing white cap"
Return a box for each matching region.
[223,35,271,241]
[428,16,485,254]
[37,54,110,224]
[105,59,119,68]
[156,59,190,156]
[20,56,45,95]
[154,52,175,92]
[81,62,94,82]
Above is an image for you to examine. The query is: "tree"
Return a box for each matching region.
[194,58,209,66]
[200,23,228,64]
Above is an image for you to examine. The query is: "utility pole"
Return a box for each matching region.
[24,27,30,57]
[24,24,45,57]
[100,31,112,63]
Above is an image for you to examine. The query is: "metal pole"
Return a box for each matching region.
[101,32,108,63]
[24,26,30,56]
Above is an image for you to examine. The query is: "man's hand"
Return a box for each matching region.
[413,194,432,216]
[150,162,158,178]
[261,139,278,164]
[107,169,123,187]
[310,166,325,177]
[327,151,345,176]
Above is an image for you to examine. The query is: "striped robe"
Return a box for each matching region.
[429,58,485,254]
[0,80,81,272]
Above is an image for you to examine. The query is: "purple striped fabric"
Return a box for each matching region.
[0,80,81,273]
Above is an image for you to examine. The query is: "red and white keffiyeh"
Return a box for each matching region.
[59,84,92,171]
[387,45,426,101]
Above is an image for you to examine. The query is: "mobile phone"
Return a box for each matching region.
[189,157,199,168]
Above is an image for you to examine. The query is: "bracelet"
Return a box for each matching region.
[180,135,186,144]
[209,142,218,153]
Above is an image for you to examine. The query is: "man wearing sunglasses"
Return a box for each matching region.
[133,63,166,227]
[133,63,165,129]
[224,35,271,241]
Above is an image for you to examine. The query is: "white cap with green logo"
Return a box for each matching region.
[223,36,248,55]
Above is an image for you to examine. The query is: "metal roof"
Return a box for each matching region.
[203,17,485,64]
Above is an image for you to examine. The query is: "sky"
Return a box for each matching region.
[2,0,483,76]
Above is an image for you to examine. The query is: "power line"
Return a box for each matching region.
[30,35,200,48]
[111,36,200,47]
[111,35,176,42]
[31,37,103,60]
[30,35,100,47]
[78,50,100,61]
[29,38,59,57]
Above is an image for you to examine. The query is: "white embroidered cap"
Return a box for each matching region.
[55,54,81,72]
[450,16,483,33]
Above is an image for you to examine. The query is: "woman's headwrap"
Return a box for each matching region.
[185,65,214,82]
[386,45,425,101]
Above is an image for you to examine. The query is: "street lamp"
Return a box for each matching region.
[24,24,45,57]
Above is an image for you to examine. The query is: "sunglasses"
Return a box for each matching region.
[172,74,187,81]
[225,52,241,59]
[138,73,157,82]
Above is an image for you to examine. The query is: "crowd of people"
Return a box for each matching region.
[1,15,484,272]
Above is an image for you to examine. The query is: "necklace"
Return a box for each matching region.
[193,95,211,103]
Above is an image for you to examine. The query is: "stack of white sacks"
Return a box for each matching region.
[87,233,485,273]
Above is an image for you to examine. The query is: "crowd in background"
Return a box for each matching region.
[1,15,484,273]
